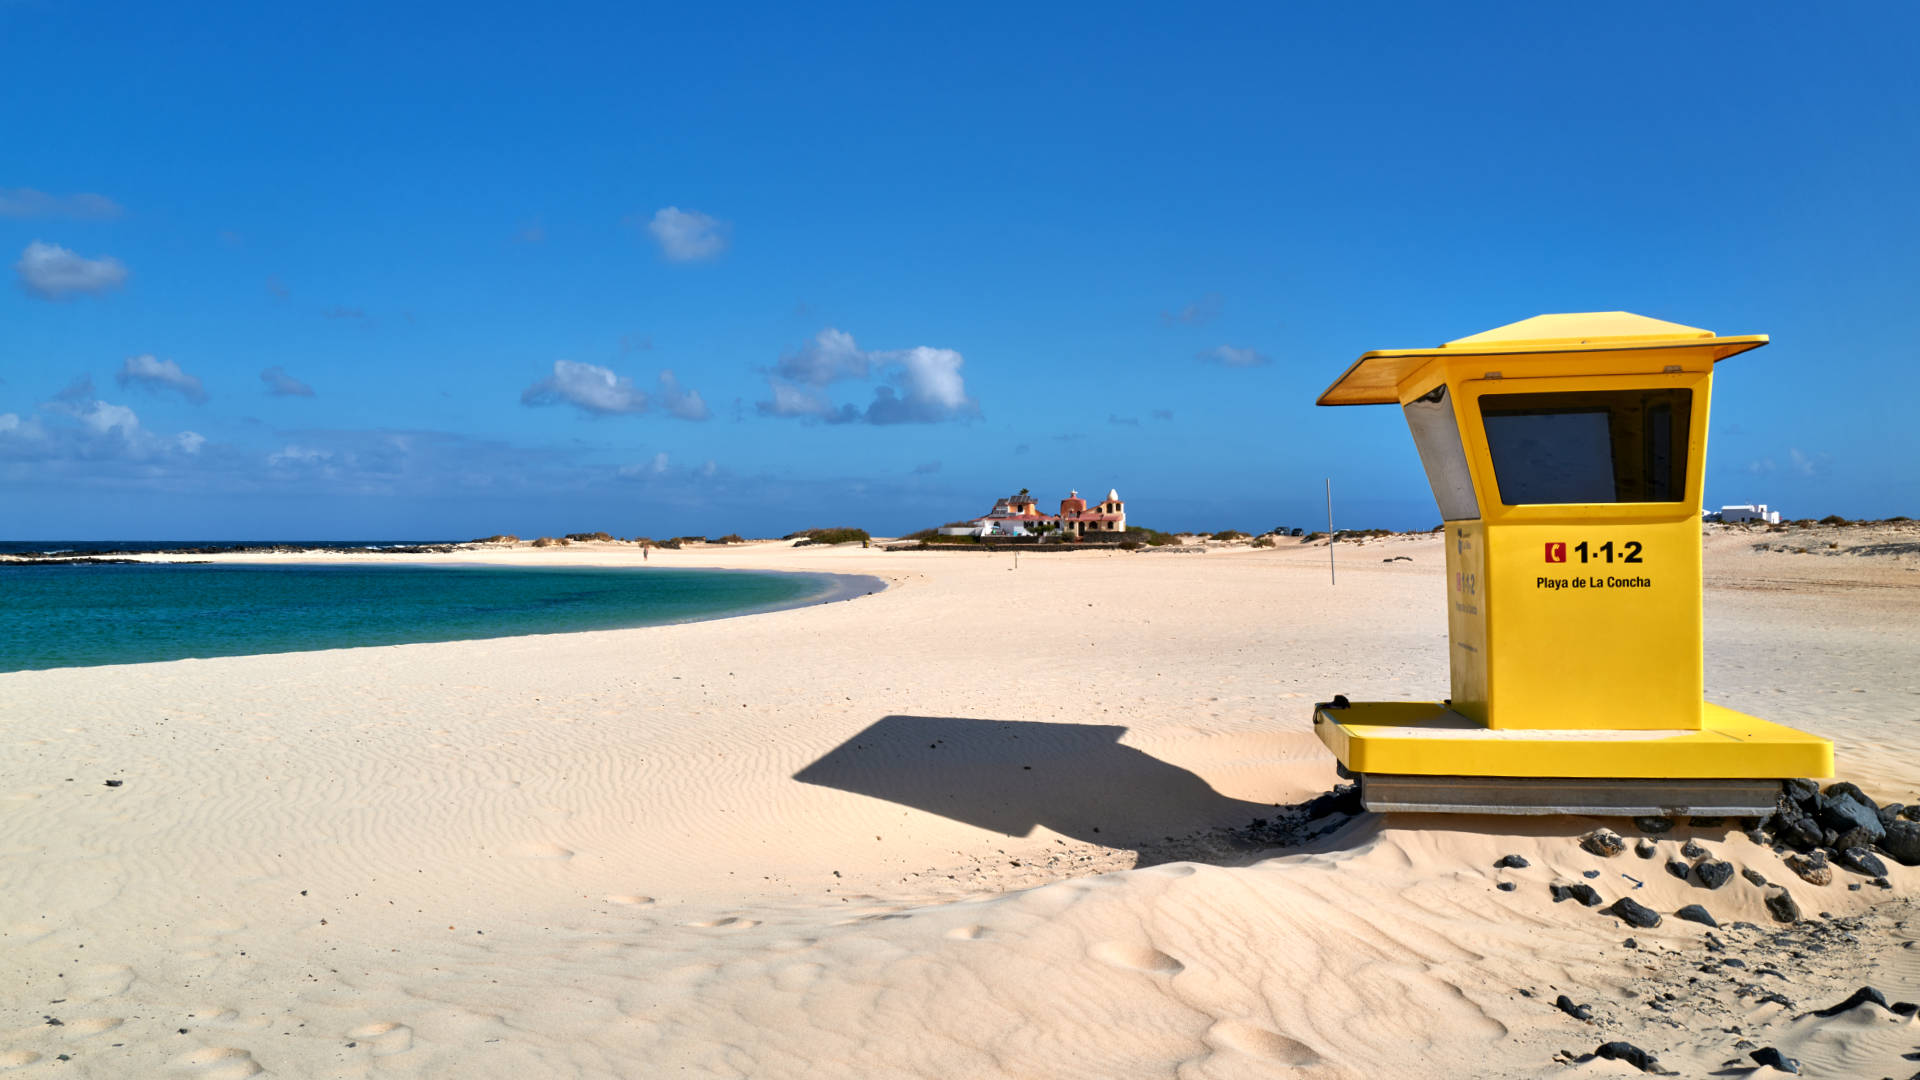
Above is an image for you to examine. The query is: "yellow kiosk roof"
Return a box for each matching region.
[1317,311,1769,406]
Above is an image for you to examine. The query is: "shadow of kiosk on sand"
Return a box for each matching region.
[792,715,1362,867]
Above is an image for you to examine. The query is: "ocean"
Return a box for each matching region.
[0,561,869,672]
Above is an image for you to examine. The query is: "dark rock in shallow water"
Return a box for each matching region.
[1580,828,1626,857]
[1811,985,1889,1017]
[1553,993,1593,1021]
[1496,881,1516,892]
[1633,815,1674,834]
[1635,838,1656,858]
[1551,883,1603,907]
[1834,846,1887,877]
[1664,857,1691,881]
[1764,887,1801,924]
[1681,838,1708,859]
[1493,854,1529,869]
[1784,851,1832,887]
[1604,897,1662,928]
[1748,1046,1800,1073]
[1879,819,1920,865]
[1674,904,1718,928]
[1741,866,1768,887]
[1695,858,1733,889]
[1590,1041,1673,1074]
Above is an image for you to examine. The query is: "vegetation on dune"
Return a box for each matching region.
[790,527,871,546]
[1818,514,1849,526]
[1211,529,1251,542]
[471,534,519,544]
[564,531,613,542]
[1123,526,1177,547]
[1251,536,1275,548]
[710,534,746,544]
[530,536,568,547]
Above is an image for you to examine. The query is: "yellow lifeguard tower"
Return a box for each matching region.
[1314,312,1832,815]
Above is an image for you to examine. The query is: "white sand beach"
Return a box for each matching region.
[3,527,1917,1078]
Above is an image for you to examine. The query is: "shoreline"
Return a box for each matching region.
[2,561,889,674]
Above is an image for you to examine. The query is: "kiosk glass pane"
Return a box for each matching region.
[1480,389,1691,505]
[1402,385,1480,520]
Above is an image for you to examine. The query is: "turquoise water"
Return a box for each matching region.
[0,563,866,672]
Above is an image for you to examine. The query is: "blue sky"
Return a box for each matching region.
[3,3,1915,539]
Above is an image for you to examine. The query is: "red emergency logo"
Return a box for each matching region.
[1544,542,1567,563]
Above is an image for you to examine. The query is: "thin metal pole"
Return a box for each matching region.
[1326,477,1335,585]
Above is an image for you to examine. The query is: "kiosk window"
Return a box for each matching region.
[1480,388,1690,505]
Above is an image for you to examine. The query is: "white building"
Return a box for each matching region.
[1709,504,1782,525]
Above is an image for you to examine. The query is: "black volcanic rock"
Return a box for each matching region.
[1553,993,1593,1021]
[1673,904,1718,928]
[1748,1046,1800,1073]
[1603,897,1661,928]
[1879,820,1920,865]
[1633,815,1674,834]
[1811,985,1889,1017]
[1551,883,1603,907]
[1664,857,1691,881]
[1493,854,1529,869]
[1694,858,1733,890]
[1764,887,1801,924]
[1834,846,1887,877]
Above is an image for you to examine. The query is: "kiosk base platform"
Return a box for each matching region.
[1314,700,1832,816]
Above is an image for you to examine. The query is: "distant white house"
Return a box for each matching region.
[946,488,1128,538]
[1706,503,1782,525]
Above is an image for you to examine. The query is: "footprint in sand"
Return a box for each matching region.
[64,1017,124,1036]
[347,1020,414,1056]
[0,1051,41,1069]
[506,842,574,860]
[604,895,654,906]
[945,925,988,941]
[166,1046,263,1078]
[1204,1019,1320,1065]
[685,916,759,930]
[1089,941,1185,974]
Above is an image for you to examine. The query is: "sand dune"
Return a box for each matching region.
[1,533,1915,1077]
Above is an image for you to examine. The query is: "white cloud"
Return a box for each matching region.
[617,452,672,479]
[521,361,710,420]
[656,369,710,420]
[757,329,978,425]
[176,431,206,454]
[116,354,209,404]
[643,206,729,261]
[79,400,140,439]
[1198,344,1270,368]
[0,188,123,220]
[522,359,648,415]
[867,346,974,425]
[261,366,315,397]
[15,240,129,299]
[268,444,332,467]
[775,328,870,385]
